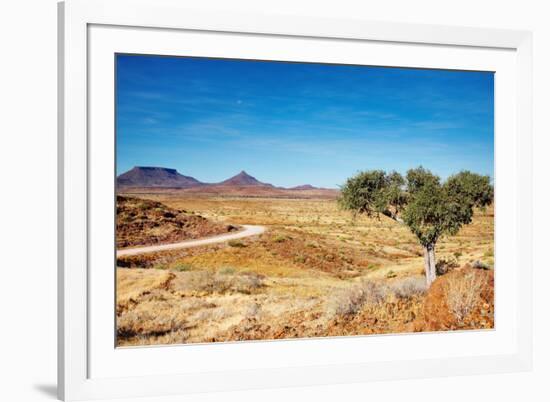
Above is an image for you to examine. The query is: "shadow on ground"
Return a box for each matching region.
[33,384,57,399]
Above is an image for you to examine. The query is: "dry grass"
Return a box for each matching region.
[418,268,494,331]
[326,276,427,319]
[326,279,388,317]
[445,270,488,324]
[116,195,234,248]
[116,194,494,346]
[169,270,265,295]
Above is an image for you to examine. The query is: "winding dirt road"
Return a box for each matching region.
[116,224,266,257]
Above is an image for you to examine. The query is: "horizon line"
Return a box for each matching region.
[117,165,493,189]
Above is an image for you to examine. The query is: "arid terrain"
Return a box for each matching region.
[116,189,494,346]
[116,195,239,248]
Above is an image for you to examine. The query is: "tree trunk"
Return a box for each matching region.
[423,243,437,286]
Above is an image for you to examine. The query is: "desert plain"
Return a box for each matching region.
[116,181,494,347]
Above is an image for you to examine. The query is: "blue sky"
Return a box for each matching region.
[116,54,494,188]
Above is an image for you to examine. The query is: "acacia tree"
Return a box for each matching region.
[339,167,493,286]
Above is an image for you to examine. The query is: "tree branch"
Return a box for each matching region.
[382,209,404,224]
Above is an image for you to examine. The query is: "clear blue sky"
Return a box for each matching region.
[116,54,494,188]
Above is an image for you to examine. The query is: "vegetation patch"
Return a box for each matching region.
[228,240,246,248]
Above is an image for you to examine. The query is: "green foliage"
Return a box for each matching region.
[402,177,452,246]
[338,170,407,220]
[406,167,440,193]
[339,166,493,249]
[444,171,494,209]
[338,170,388,217]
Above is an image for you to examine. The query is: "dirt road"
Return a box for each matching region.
[116,224,266,257]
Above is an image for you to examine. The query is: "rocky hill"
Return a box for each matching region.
[218,171,273,187]
[116,196,237,248]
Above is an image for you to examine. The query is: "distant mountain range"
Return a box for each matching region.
[117,167,338,199]
[117,167,202,188]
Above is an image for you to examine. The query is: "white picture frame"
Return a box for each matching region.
[58,0,533,400]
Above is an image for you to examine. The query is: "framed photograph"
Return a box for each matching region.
[58,0,533,400]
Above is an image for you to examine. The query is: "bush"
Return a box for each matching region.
[228,240,246,248]
[137,202,150,210]
[417,268,494,331]
[327,279,388,317]
[472,260,490,270]
[172,263,193,272]
[390,277,427,299]
[294,255,306,264]
[219,266,236,275]
[233,272,264,294]
[435,256,459,276]
[173,271,264,295]
[273,235,287,243]
[327,276,427,318]
[445,271,487,323]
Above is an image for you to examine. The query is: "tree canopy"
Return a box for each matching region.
[339,167,493,285]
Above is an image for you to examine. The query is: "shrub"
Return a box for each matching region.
[172,271,264,295]
[472,260,490,270]
[385,270,397,278]
[294,255,306,264]
[172,263,193,272]
[228,240,246,248]
[327,279,388,317]
[273,235,287,243]
[219,266,236,275]
[445,271,487,323]
[137,202,150,210]
[234,273,264,294]
[435,256,459,276]
[390,277,427,299]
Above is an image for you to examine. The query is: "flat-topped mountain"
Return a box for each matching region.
[117,166,203,188]
[218,171,273,187]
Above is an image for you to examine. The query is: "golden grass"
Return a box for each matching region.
[116,195,494,346]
